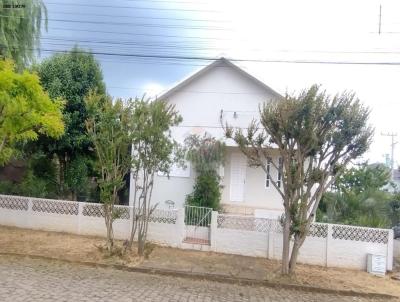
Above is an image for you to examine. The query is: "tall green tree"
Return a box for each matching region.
[334,163,391,194]
[318,163,394,228]
[36,47,105,199]
[0,59,64,165]
[85,92,133,253]
[223,85,373,275]
[0,0,47,69]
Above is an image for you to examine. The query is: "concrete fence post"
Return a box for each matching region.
[210,211,218,251]
[26,197,33,229]
[128,206,134,240]
[387,229,394,271]
[176,207,185,247]
[268,231,274,259]
[77,202,84,235]
[326,224,333,267]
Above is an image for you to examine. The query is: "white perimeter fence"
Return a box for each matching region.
[0,194,394,271]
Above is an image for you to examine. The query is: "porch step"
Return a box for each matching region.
[183,237,210,245]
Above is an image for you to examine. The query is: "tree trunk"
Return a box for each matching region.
[127,176,139,251]
[137,206,146,256]
[127,207,137,250]
[58,153,67,198]
[281,215,291,275]
[288,237,301,274]
[104,205,114,253]
[138,231,145,256]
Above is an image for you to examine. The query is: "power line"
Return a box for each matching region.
[33,47,400,66]
[40,37,233,52]
[40,37,400,55]
[48,11,231,24]
[46,26,229,41]
[43,2,221,13]
[6,43,400,66]
[0,15,231,31]
[46,26,227,41]
[42,26,400,53]
[82,0,214,5]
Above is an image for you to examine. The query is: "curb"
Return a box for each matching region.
[0,252,397,300]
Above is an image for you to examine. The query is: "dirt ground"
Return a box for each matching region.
[0,225,399,297]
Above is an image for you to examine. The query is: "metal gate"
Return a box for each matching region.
[184,205,212,245]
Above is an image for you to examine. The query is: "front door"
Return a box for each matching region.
[230,153,246,202]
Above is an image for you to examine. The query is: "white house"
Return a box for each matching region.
[129,58,284,218]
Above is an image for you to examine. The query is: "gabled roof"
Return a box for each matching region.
[158,57,282,100]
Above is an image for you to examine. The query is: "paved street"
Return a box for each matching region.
[0,255,390,302]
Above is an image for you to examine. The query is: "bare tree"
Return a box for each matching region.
[222,85,373,274]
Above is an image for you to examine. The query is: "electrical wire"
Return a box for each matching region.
[0,15,232,31]
[48,11,231,24]
[43,2,222,13]
[33,47,400,66]
[40,37,400,55]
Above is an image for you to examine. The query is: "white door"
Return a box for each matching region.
[230,153,246,202]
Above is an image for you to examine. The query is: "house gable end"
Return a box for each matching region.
[158,58,281,101]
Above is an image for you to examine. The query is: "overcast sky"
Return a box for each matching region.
[40,0,400,166]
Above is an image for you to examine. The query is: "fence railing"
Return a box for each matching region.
[0,194,394,271]
[0,194,176,224]
[216,213,391,244]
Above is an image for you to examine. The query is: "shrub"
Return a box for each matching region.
[186,171,221,210]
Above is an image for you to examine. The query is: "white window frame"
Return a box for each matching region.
[277,157,283,188]
[265,157,272,188]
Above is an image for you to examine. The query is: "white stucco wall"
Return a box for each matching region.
[166,61,277,143]
[215,214,393,271]
[0,195,394,272]
[150,171,195,210]
[132,60,283,213]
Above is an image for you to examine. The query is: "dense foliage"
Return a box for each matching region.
[186,172,221,210]
[0,59,64,165]
[318,163,399,228]
[184,134,225,210]
[35,47,105,199]
[0,0,47,68]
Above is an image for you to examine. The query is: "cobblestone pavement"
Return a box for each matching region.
[0,255,392,302]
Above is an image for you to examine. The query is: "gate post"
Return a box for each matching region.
[176,207,186,247]
[210,211,218,251]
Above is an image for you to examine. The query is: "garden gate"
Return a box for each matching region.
[183,205,212,245]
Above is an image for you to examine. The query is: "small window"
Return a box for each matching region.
[277,157,283,188]
[265,157,272,187]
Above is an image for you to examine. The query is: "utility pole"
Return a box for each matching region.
[381,132,397,171]
[379,4,382,35]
